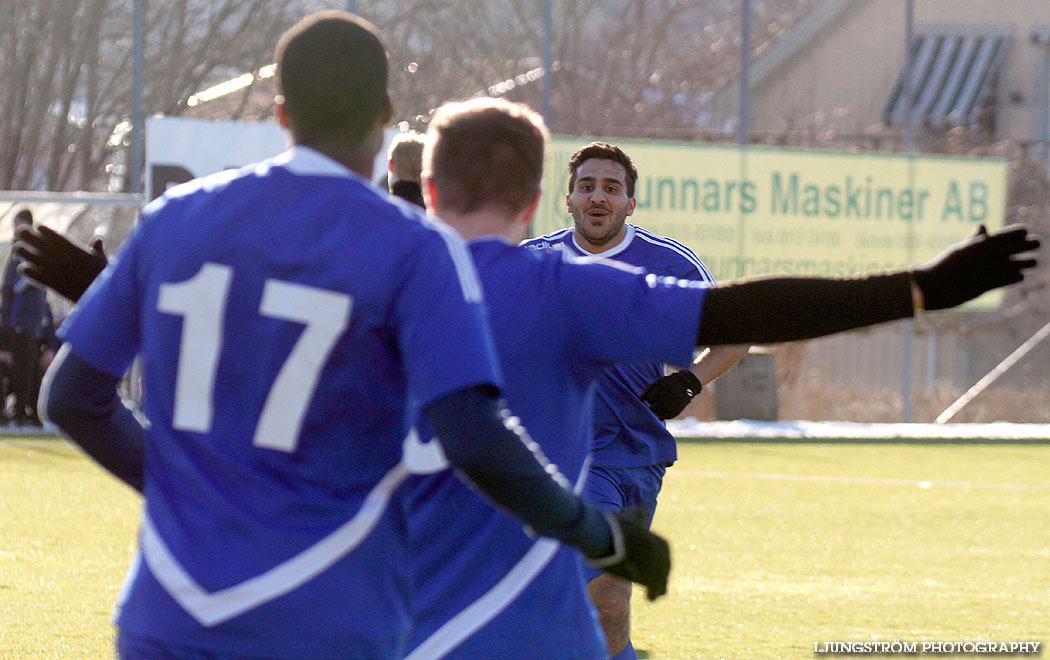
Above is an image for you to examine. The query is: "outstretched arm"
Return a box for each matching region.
[424,385,670,599]
[697,225,1039,347]
[14,225,107,303]
[40,345,146,492]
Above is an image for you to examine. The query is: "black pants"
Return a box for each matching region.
[8,330,39,420]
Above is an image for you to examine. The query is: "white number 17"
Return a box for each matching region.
[157,263,352,452]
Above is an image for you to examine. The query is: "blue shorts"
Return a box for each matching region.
[582,464,666,582]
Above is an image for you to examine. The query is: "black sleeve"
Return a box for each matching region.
[697,271,914,346]
[422,386,612,558]
[41,345,146,492]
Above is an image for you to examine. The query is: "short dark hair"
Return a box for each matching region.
[568,142,638,198]
[13,209,32,225]
[274,11,388,148]
[424,98,549,215]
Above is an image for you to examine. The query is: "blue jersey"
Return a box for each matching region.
[523,224,714,467]
[59,147,501,660]
[1,253,49,336]
[405,238,707,659]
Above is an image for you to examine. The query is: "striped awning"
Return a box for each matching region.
[883,30,1009,129]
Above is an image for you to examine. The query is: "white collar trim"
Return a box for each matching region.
[571,223,636,258]
[271,145,360,180]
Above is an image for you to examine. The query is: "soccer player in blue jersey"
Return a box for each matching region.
[400,97,1038,660]
[523,142,749,659]
[35,12,670,660]
[406,98,709,660]
[22,45,1039,660]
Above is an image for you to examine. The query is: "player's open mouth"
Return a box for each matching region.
[587,208,609,218]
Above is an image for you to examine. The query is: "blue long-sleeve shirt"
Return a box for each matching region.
[1,252,49,336]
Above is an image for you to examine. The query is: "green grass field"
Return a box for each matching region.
[3,438,1048,659]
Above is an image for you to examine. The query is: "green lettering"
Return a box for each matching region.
[845,176,862,217]
[771,172,798,215]
[898,189,914,220]
[825,185,841,217]
[636,178,652,210]
[681,180,700,212]
[802,184,820,216]
[702,180,720,212]
[970,181,987,222]
[942,181,963,220]
[741,181,757,213]
[875,188,894,219]
[916,190,930,220]
[657,178,675,210]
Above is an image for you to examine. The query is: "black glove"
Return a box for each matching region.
[551,503,670,600]
[14,225,108,302]
[911,224,1039,311]
[640,369,702,420]
[588,507,670,601]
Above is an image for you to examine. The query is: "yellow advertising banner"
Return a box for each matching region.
[533,136,1008,305]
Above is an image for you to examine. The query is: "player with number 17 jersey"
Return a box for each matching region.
[58,146,501,660]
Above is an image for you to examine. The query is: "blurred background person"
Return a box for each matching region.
[387,130,426,208]
[1,209,50,426]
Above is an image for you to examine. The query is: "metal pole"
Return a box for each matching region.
[739,0,751,145]
[936,320,1050,423]
[903,0,914,153]
[735,0,752,290]
[543,0,553,127]
[900,0,914,422]
[926,330,937,392]
[131,0,144,195]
